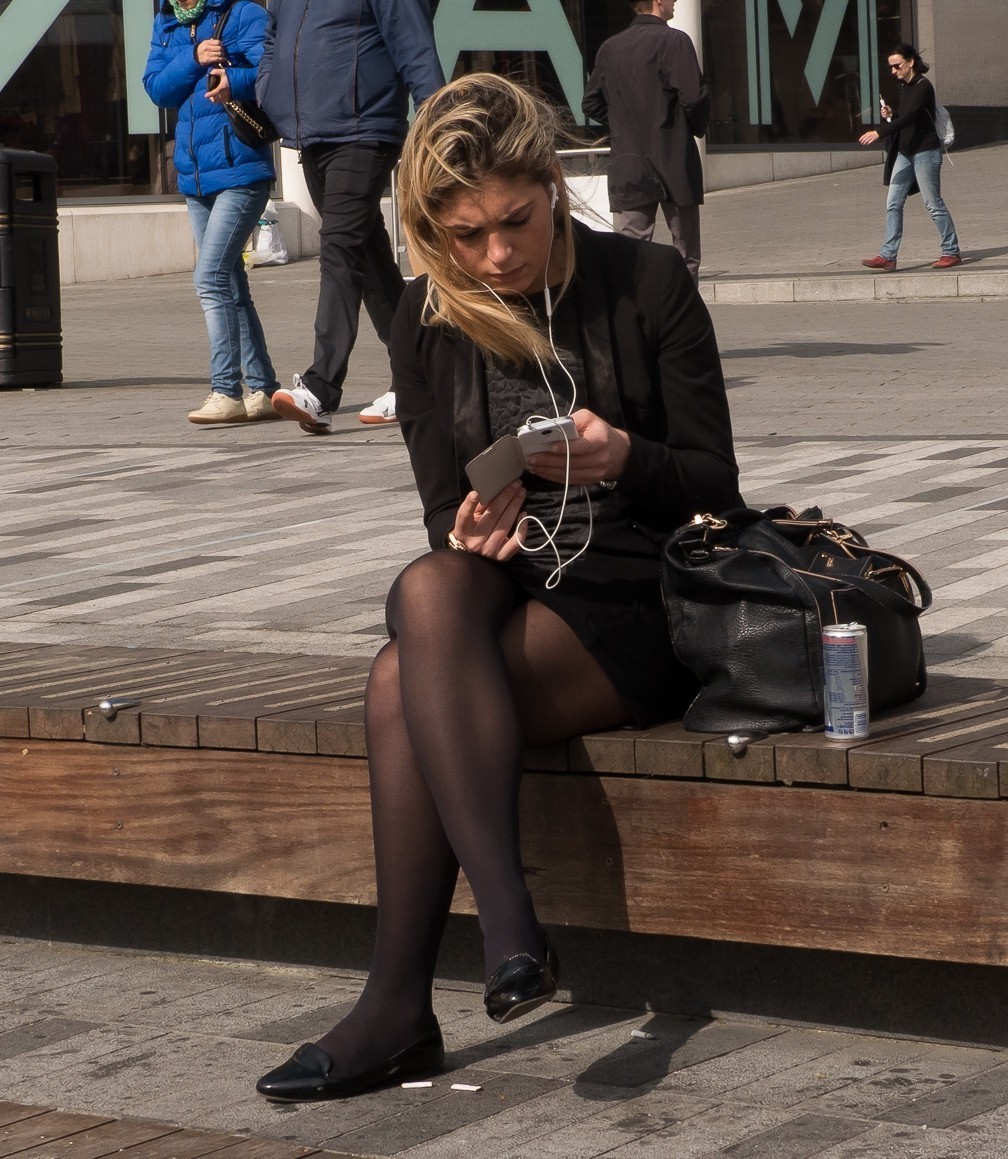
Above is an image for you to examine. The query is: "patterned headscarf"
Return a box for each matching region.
[170,0,208,24]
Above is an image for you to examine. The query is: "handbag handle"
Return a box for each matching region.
[213,0,239,42]
[764,516,932,614]
[820,540,932,613]
[207,0,238,75]
[801,549,932,618]
[681,510,933,613]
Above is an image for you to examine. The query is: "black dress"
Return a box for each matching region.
[485,289,697,727]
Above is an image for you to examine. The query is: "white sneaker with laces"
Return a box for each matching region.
[359,389,397,425]
[244,391,282,421]
[188,392,248,425]
[270,374,333,434]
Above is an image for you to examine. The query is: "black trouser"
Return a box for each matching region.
[299,141,404,410]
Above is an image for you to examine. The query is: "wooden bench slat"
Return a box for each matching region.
[0,1109,114,1155]
[523,774,1008,964]
[6,737,1008,966]
[315,706,367,759]
[12,1118,181,1158]
[0,1103,51,1129]
[849,701,1008,793]
[631,723,706,779]
[0,1105,322,1159]
[6,644,1008,971]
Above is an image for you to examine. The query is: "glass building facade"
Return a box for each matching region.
[0,0,163,197]
[0,0,913,201]
[702,0,912,147]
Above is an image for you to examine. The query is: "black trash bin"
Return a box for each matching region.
[0,148,62,388]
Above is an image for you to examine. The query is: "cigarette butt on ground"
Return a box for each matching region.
[451,1083,483,1092]
[631,1029,657,1040]
[401,1080,434,1088]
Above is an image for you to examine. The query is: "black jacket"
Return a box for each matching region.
[391,223,740,550]
[879,74,941,159]
[880,74,941,193]
[582,15,709,210]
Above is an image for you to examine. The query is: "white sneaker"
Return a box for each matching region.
[188,392,248,425]
[270,374,333,434]
[359,389,397,425]
[244,391,282,421]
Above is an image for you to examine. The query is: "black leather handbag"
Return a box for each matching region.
[212,1,280,149]
[661,506,932,733]
[221,96,279,148]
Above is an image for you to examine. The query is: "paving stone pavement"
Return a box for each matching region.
[3,146,1008,1156]
[2,281,1006,679]
[4,935,1008,1159]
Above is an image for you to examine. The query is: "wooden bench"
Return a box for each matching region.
[3,642,1008,969]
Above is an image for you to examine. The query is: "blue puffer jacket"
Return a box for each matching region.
[143,0,275,197]
[256,0,444,151]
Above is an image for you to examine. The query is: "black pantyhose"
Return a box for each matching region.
[313,551,630,1074]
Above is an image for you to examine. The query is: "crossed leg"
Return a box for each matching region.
[312,550,631,1076]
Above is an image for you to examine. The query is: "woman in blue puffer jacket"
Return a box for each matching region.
[144,0,281,425]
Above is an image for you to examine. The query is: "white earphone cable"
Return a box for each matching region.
[466,178,594,586]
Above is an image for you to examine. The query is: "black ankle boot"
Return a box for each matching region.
[484,931,559,1023]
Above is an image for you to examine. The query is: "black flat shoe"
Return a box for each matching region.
[484,932,559,1024]
[255,1026,445,1102]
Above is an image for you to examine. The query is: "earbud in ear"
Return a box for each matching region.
[548,182,558,210]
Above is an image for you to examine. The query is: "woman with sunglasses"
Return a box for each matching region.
[858,42,961,272]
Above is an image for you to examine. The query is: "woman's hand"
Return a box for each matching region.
[524,407,630,488]
[449,481,527,561]
[196,38,225,67]
[859,129,880,146]
[205,68,231,103]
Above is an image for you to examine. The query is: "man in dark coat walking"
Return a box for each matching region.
[583,0,709,283]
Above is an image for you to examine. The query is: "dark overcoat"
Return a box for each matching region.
[582,14,709,211]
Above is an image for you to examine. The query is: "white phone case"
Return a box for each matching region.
[465,436,525,504]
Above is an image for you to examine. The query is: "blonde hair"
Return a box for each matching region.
[397,73,576,367]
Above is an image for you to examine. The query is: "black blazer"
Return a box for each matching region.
[391,223,741,551]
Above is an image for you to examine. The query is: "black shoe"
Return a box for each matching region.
[255,1027,445,1102]
[484,932,559,1024]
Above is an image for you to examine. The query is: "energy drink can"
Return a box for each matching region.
[823,623,869,739]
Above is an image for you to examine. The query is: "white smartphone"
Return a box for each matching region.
[515,415,578,456]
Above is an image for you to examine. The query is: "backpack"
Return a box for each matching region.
[933,100,955,149]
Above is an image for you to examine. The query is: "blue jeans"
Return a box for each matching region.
[186,182,279,398]
[882,149,960,260]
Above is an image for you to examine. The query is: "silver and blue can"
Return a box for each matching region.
[823,622,869,739]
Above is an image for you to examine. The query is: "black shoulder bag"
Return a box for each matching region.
[211,1,279,148]
[661,506,932,733]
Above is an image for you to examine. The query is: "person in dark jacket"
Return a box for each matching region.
[255,74,740,1104]
[582,0,709,284]
[858,42,961,271]
[144,0,281,425]
[257,0,444,434]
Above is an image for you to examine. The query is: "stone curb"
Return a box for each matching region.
[699,269,1008,305]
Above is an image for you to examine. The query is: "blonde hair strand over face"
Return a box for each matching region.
[397,73,576,367]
